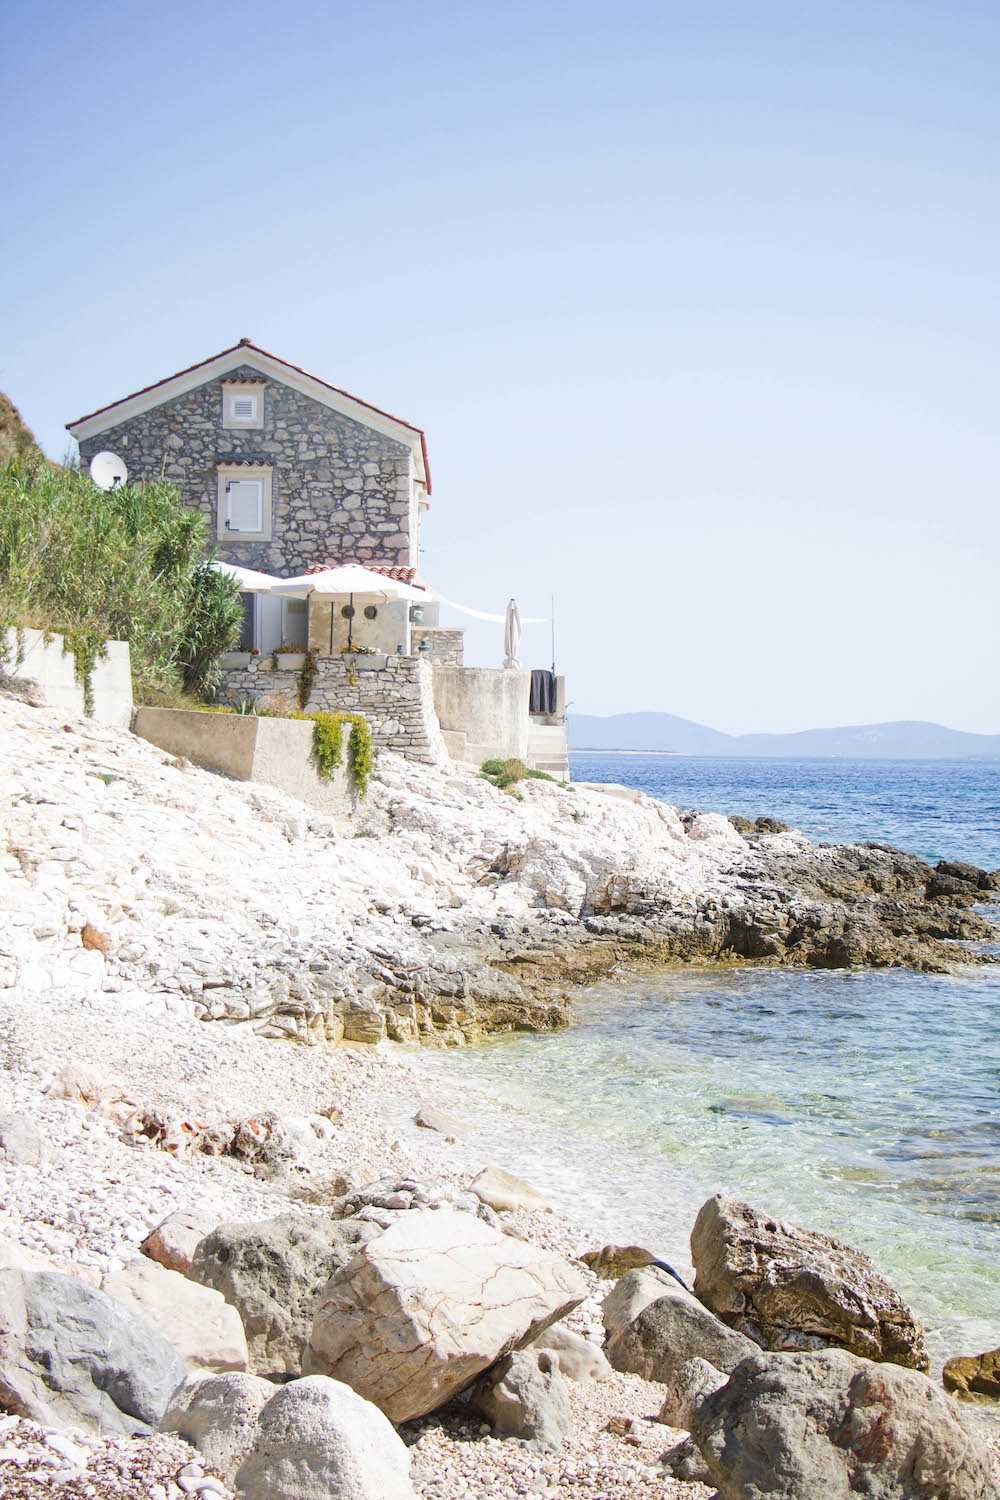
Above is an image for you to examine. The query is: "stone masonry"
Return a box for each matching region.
[76,364,418,574]
[217,655,448,765]
[415,628,465,666]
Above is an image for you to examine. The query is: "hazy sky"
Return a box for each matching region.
[3,1,998,733]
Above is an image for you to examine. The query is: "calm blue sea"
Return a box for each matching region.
[422,754,1000,1364]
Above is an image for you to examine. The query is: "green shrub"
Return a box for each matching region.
[0,459,242,707]
[480,757,557,792]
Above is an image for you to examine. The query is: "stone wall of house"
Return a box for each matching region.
[216,654,448,765]
[416,628,465,666]
[76,364,417,574]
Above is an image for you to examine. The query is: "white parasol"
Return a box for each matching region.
[210,561,279,592]
[503,598,522,669]
[269,563,430,602]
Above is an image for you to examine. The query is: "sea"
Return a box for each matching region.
[419,754,1000,1366]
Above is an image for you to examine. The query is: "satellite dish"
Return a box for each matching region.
[89,451,128,491]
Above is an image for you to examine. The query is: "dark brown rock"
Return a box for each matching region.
[691,1195,929,1371]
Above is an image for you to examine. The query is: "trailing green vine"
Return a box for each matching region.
[300,709,375,798]
[346,716,375,798]
[308,711,345,779]
[298,648,316,710]
[62,630,107,718]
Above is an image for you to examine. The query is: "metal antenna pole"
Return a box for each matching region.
[550,594,556,675]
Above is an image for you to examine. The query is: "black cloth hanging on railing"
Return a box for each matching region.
[529,669,556,715]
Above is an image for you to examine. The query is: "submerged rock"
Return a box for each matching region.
[690,1348,995,1499]
[579,1243,658,1279]
[691,1194,930,1371]
[943,1347,1000,1403]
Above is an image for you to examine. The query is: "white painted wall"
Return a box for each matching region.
[4,628,133,728]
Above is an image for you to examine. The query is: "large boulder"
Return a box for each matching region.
[471,1348,571,1450]
[305,1208,587,1421]
[0,1268,186,1434]
[102,1258,249,1373]
[188,1214,378,1376]
[943,1347,1000,1403]
[235,1375,416,1500]
[659,1356,727,1429]
[692,1195,929,1371]
[161,1371,275,1481]
[605,1276,757,1384]
[690,1348,995,1499]
[601,1264,680,1340]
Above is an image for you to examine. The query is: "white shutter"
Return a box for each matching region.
[226,479,263,533]
[232,396,257,420]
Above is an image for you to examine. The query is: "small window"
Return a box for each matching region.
[222,382,264,429]
[217,465,272,541]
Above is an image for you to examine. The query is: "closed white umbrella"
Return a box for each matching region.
[503,598,522,669]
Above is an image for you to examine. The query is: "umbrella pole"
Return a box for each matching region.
[348,593,354,652]
[328,598,334,656]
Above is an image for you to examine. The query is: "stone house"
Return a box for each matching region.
[67,341,568,776]
[68,338,430,652]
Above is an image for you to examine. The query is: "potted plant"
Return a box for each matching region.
[272,641,307,671]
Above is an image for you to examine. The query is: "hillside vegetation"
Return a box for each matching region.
[0,457,243,705]
[0,393,42,466]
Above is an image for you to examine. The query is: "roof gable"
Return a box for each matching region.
[66,339,431,492]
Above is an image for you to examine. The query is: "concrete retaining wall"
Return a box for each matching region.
[432,666,531,765]
[132,707,355,815]
[3,627,133,728]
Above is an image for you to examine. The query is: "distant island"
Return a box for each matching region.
[568,712,1000,760]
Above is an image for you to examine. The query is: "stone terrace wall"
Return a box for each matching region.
[76,363,417,574]
[218,654,448,765]
[417,628,464,666]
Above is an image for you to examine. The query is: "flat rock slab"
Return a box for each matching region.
[470,1166,551,1213]
[692,1194,929,1371]
[0,1267,186,1435]
[305,1208,587,1421]
[691,1348,996,1499]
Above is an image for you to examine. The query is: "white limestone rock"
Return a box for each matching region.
[102,1258,249,1374]
[161,1371,276,1482]
[235,1375,416,1500]
[470,1165,551,1213]
[141,1207,220,1276]
[304,1208,587,1421]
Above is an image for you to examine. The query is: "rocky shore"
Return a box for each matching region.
[1,692,999,1497]
[2,697,996,1056]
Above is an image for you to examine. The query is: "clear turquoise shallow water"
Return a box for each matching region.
[431,756,1000,1363]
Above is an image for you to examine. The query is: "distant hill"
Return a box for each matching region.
[0,394,42,466]
[568,713,1000,760]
